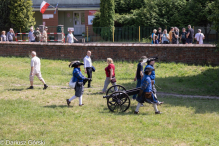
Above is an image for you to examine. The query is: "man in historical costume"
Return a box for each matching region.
[27,51,48,90]
[144,57,159,101]
[42,26,48,42]
[134,68,164,114]
[66,61,91,107]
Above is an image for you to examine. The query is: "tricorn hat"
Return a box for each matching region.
[144,67,155,72]
[69,61,84,68]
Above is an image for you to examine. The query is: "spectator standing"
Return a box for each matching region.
[42,27,48,42]
[195,29,205,44]
[6,28,15,42]
[34,27,41,42]
[1,31,7,42]
[27,51,48,90]
[156,27,163,44]
[67,30,78,43]
[168,27,174,44]
[161,29,169,44]
[28,27,35,42]
[83,51,92,88]
[151,29,157,44]
[180,28,187,44]
[133,56,147,100]
[101,58,117,93]
[172,27,179,44]
[186,25,194,44]
[154,35,159,44]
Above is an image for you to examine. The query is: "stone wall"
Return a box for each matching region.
[0,42,218,65]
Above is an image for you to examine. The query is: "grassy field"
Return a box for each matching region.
[0,57,219,145]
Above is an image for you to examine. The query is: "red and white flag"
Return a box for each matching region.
[40,1,50,14]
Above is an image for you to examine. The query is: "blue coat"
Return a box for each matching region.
[144,64,155,84]
[136,75,158,103]
[72,67,85,82]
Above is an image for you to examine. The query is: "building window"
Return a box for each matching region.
[81,13,85,25]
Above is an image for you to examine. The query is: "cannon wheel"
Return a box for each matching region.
[106,85,126,96]
[107,91,130,112]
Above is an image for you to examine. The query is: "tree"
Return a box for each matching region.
[0,0,11,31]
[9,0,35,32]
[99,0,115,40]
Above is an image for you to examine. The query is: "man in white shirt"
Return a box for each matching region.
[83,51,92,88]
[67,30,78,43]
[27,51,48,90]
[195,29,205,44]
[28,27,35,42]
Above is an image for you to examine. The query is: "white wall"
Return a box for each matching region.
[32,0,100,5]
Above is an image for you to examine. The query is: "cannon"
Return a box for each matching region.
[103,85,141,112]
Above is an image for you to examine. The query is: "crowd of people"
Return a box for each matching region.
[1,25,206,44]
[151,25,205,44]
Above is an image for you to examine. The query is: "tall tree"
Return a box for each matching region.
[9,0,35,32]
[0,0,11,31]
[99,0,115,40]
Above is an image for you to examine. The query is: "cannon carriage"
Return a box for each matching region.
[103,85,141,112]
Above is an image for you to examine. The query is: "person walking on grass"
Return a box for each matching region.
[101,58,117,94]
[134,67,164,115]
[144,57,160,102]
[84,50,92,88]
[67,30,78,43]
[133,56,147,100]
[66,61,91,107]
[27,51,48,90]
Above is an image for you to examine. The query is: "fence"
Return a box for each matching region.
[1,26,218,43]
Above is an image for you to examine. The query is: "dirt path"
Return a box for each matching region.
[6,84,219,100]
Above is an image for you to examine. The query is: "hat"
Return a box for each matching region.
[69,61,84,68]
[36,27,39,30]
[144,67,155,72]
[147,56,158,63]
[45,26,48,29]
[139,56,147,62]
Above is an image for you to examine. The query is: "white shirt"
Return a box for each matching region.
[195,33,205,44]
[67,33,74,43]
[83,55,92,68]
[31,56,41,73]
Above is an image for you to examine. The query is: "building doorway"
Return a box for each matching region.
[73,11,85,35]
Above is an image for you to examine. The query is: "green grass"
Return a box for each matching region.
[0,57,219,145]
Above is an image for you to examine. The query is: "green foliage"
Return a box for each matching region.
[98,0,115,40]
[0,0,11,31]
[115,0,146,14]
[9,0,35,32]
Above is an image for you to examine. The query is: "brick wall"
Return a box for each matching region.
[42,10,58,27]
[0,42,218,65]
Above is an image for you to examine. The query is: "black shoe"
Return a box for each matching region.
[66,99,71,106]
[79,104,84,106]
[27,86,33,89]
[155,111,162,114]
[134,111,139,114]
[43,84,48,90]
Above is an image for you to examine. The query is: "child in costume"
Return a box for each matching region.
[134,67,163,114]
[66,61,91,106]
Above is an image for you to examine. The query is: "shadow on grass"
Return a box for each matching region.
[43,105,70,108]
[6,88,25,91]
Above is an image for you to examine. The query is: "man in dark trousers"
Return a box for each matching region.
[186,25,194,44]
[83,51,92,88]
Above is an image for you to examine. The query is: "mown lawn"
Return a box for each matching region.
[0,57,219,145]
